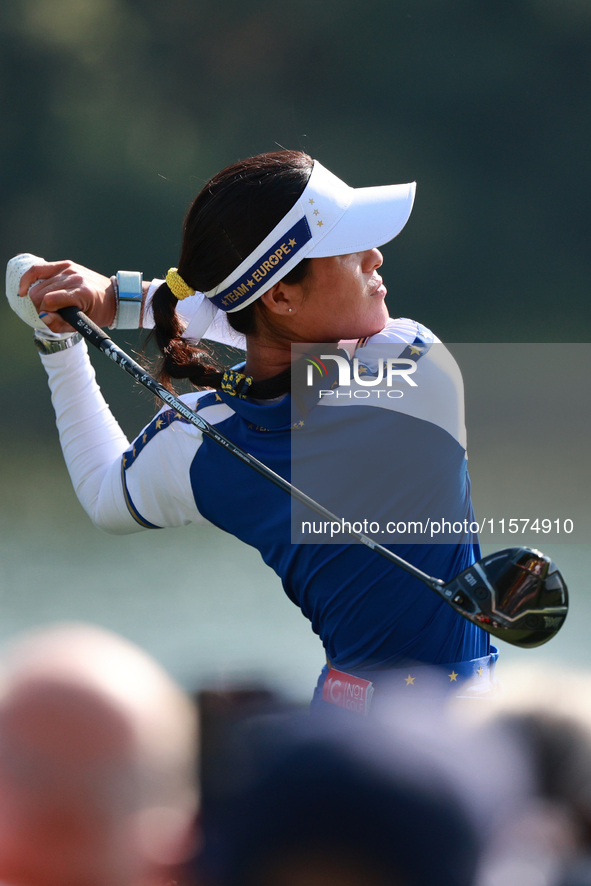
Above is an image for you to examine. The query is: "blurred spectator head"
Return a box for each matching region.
[203,705,497,886]
[0,622,198,886]
[453,664,591,886]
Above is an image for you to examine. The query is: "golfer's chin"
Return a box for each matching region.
[358,302,390,339]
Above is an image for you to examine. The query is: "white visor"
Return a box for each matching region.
[179,160,415,345]
[205,161,416,313]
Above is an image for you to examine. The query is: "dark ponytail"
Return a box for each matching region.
[149,150,313,394]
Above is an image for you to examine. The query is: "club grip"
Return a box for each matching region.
[58,306,112,349]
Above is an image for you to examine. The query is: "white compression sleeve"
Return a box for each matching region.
[40,340,143,534]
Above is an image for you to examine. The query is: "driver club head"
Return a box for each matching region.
[440,547,568,648]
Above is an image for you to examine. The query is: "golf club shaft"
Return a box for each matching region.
[58,306,443,592]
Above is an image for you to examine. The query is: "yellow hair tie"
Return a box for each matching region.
[166,268,195,301]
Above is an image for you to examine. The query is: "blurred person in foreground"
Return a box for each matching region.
[194,692,527,886]
[0,623,198,886]
[452,665,591,886]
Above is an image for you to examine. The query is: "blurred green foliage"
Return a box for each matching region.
[1,0,590,436]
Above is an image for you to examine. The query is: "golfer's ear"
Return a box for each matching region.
[260,280,298,316]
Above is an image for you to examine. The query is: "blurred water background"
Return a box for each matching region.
[1,433,589,701]
[0,0,589,699]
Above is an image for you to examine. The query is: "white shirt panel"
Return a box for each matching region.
[40,342,226,533]
[122,397,235,529]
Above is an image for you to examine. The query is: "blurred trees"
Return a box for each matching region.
[1,0,589,427]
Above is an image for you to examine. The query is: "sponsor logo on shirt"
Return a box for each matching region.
[322,668,374,716]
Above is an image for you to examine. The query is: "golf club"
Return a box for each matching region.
[57,305,568,648]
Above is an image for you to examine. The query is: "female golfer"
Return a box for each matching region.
[12,150,496,712]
